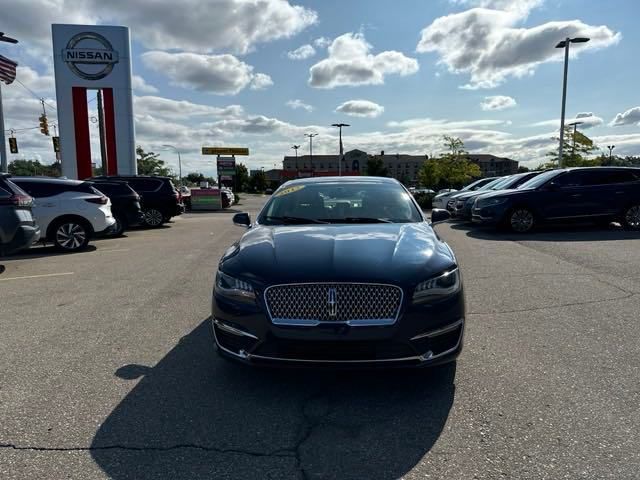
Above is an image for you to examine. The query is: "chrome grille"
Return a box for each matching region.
[264,283,403,325]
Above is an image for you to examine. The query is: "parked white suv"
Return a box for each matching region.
[11,177,115,252]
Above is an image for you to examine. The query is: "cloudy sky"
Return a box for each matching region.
[1,0,639,176]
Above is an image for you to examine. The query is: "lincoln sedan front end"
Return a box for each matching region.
[212,177,465,368]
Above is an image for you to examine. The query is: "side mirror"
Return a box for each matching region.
[430,208,450,225]
[232,212,251,228]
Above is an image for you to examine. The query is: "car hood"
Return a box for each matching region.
[475,188,529,201]
[452,190,493,201]
[221,223,456,288]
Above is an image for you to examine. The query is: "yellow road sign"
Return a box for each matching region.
[202,147,249,156]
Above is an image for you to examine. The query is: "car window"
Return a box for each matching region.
[604,170,640,184]
[12,181,64,197]
[0,186,11,198]
[128,178,162,192]
[259,182,422,224]
[518,170,563,190]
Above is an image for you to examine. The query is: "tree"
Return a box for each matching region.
[185,172,205,185]
[234,163,249,192]
[517,166,530,173]
[419,136,481,189]
[365,156,388,177]
[545,127,599,167]
[249,170,267,192]
[136,146,172,176]
[8,159,61,177]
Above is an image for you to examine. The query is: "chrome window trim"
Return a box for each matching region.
[263,282,404,327]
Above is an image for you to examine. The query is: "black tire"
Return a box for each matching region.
[507,207,535,233]
[622,204,640,230]
[110,216,127,237]
[50,218,91,252]
[143,208,165,227]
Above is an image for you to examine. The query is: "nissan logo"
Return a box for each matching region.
[63,32,119,80]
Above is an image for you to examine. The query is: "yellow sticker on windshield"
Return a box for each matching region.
[275,185,305,197]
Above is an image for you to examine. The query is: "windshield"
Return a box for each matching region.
[477,177,507,191]
[258,182,422,224]
[517,170,562,190]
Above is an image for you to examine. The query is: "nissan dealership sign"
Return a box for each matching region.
[63,32,119,80]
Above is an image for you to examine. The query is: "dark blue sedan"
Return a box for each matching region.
[212,177,465,368]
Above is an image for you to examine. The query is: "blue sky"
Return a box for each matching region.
[2,0,640,176]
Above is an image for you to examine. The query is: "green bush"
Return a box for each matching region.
[234,193,240,205]
[413,192,433,210]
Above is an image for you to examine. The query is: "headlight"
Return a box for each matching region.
[478,197,508,207]
[413,268,460,303]
[215,270,255,300]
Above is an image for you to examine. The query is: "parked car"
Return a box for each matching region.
[89,180,144,236]
[446,177,506,216]
[91,175,184,227]
[413,188,436,196]
[212,176,464,368]
[0,174,40,256]
[11,177,115,252]
[432,178,496,209]
[451,171,542,220]
[179,186,192,211]
[472,167,640,232]
[221,188,234,208]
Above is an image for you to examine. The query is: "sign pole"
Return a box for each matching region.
[217,155,220,187]
[0,82,7,173]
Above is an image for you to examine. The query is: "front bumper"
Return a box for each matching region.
[1,224,40,256]
[471,204,509,225]
[212,287,465,368]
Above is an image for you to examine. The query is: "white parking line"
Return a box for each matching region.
[99,248,130,253]
[0,272,75,282]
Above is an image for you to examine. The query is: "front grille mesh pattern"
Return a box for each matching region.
[265,283,402,322]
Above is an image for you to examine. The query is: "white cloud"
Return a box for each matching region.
[132,75,158,94]
[530,112,604,129]
[3,0,317,56]
[480,95,517,111]
[309,33,419,88]
[314,37,332,48]
[287,44,316,60]
[417,4,620,89]
[141,51,270,95]
[286,99,314,112]
[134,96,244,119]
[609,107,640,127]
[250,73,274,90]
[335,99,385,118]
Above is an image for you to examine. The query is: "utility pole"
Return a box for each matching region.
[97,90,107,174]
[331,123,350,176]
[305,133,317,172]
[0,32,19,173]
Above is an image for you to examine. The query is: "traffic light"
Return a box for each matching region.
[39,114,49,136]
[52,136,60,153]
[9,137,18,154]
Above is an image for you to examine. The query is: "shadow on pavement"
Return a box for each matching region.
[2,244,98,260]
[455,221,640,242]
[91,319,456,480]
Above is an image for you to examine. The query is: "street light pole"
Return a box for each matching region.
[331,123,350,176]
[555,36,590,168]
[0,32,19,174]
[568,120,584,162]
[305,133,317,171]
[607,145,615,163]
[162,144,182,185]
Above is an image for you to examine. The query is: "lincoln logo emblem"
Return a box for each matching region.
[63,32,119,80]
[327,288,337,317]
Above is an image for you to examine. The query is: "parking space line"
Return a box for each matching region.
[0,272,75,282]
[99,249,130,253]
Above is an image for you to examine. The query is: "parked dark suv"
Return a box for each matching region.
[472,167,640,232]
[89,180,145,236]
[91,176,184,227]
[0,174,40,256]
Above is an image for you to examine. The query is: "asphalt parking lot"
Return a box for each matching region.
[1,194,639,479]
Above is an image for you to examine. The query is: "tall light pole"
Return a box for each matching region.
[305,133,317,170]
[607,145,615,163]
[291,145,300,158]
[0,32,19,174]
[567,120,584,162]
[331,123,350,176]
[555,36,590,168]
[162,144,182,185]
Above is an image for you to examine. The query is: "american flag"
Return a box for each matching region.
[0,54,18,85]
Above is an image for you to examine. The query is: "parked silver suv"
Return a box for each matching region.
[0,174,40,256]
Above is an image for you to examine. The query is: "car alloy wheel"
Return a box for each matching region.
[55,222,88,251]
[144,209,164,227]
[111,216,125,236]
[624,205,640,230]
[510,209,534,233]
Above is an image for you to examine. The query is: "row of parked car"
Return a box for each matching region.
[0,174,185,256]
[432,167,640,233]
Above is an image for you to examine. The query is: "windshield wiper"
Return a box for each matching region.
[263,215,329,224]
[321,217,393,224]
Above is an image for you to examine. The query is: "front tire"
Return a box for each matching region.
[143,208,165,227]
[622,204,640,230]
[508,207,535,233]
[51,219,91,252]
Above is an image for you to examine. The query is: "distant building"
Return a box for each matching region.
[370,151,429,185]
[283,149,367,176]
[468,154,518,177]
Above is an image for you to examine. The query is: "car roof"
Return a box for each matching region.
[11,176,83,186]
[281,176,400,187]
[92,175,173,180]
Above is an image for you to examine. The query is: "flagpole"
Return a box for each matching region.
[0,82,7,173]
